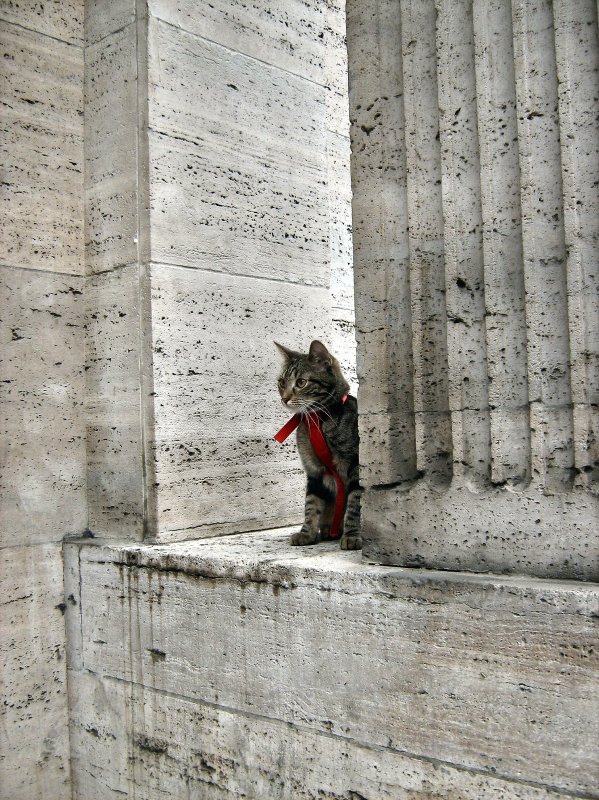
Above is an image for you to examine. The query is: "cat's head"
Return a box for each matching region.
[274,340,349,412]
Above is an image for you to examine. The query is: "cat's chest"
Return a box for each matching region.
[297,420,341,472]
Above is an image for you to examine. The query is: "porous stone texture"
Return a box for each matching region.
[0,19,84,274]
[347,0,599,579]
[85,2,355,540]
[149,264,329,539]
[0,268,86,545]
[84,0,355,541]
[85,265,147,539]
[65,530,599,799]
[0,5,86,797]
[0,544,72,800]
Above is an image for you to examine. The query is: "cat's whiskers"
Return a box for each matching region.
[309,401,335,424]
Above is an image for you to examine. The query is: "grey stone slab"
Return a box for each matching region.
[85,265,146,540]
[77,531,599,796]
[0,21,84,275]
[85,22,140,273]
[0,0,83,45]
[0,266,86,546]
[69,667,573,800]
[362,478,599,581]
[85,0,135,46]
[0,543,71,800]
[148,263,330,540]
[146,19,329,285]
[149,0,335,88]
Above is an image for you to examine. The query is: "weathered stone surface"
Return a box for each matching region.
[512,0,574,494]
[84,21,140,274]
[69,531,599,797]
[0,21,84,275]
[0,0,83,45]
[347,0,417,487]
[85,265,147,539]
[149,0,342,89]
[149,264,332,540]
[362,480,599,581]
[347,0,599,577]
[147,17,329,285]
[553,0,599,487]
[69,667,572,800]
[0,266,86,547]
[85,0,135,46]
[0,543,71,800]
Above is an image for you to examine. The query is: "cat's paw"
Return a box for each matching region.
[340,534,362,550]
[291,529,321,546]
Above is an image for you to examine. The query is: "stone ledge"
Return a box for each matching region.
[65,529,599,799]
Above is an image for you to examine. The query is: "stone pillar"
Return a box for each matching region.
[347,0,599,580]
[85,0,354,542]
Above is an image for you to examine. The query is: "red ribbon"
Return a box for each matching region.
[274,396,348,539]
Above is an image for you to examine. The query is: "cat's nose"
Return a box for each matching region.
[282,393,292,405]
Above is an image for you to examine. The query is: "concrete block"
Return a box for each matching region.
[72,531,599,797]
[0,0,83,45]
[0,543,71,800]
[0,266,86,546]
[149,264,331,540]
[70,667,571,800]
[85,22,139,273]
[0,21,84,275]
[147,18,329,285]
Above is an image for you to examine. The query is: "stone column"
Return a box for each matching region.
[85,0,354,542]
[347,0,599,580]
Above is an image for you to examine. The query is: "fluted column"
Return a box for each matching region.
[347,0,599,579]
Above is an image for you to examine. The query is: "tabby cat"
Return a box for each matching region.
[275,340,362,550]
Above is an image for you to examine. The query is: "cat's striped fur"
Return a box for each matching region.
[276,340,362,550]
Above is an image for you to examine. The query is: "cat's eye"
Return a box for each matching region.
[296,378,307,389]
[278,378,285,388]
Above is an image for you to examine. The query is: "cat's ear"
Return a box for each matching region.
[308,340,332,367]
[274,342,298,362]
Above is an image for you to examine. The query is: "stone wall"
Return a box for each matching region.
[0,2,86,797]
[85,0,356,544]
[65,530,599,799]
[347,0,599,579]
[2,1,354,794]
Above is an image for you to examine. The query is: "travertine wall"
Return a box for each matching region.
[0,2,86,797]
[348,0,599,578]
[65,530,599,799]
[86,0,355,543]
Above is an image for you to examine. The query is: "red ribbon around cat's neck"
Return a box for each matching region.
[274,394,348,539]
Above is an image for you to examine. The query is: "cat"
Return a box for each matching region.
[275,339,362,550]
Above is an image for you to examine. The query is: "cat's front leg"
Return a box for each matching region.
[339,464,362,550]
[290,475,330,546]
